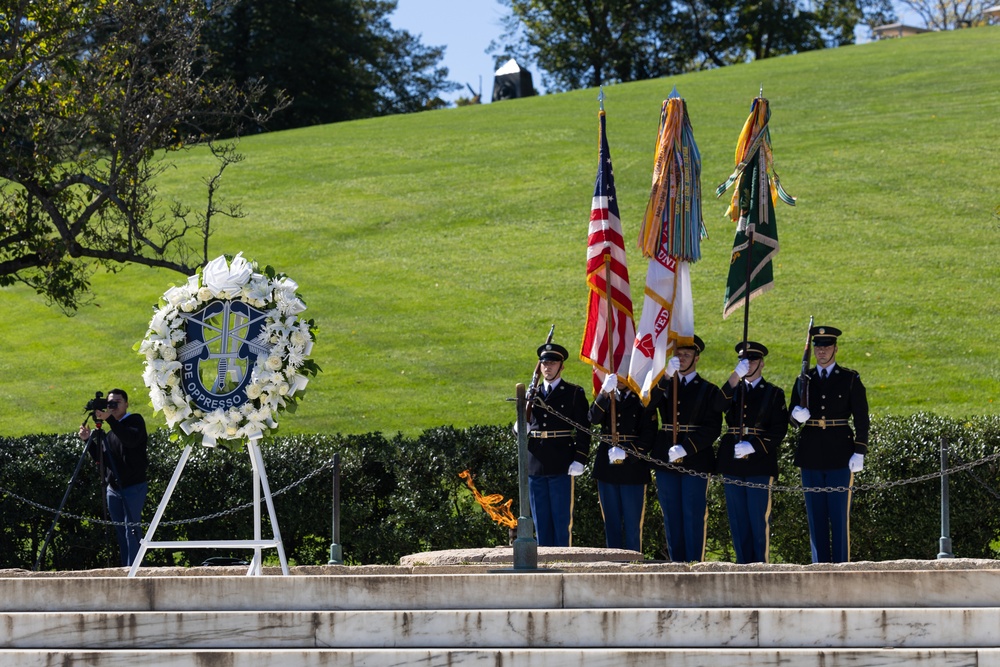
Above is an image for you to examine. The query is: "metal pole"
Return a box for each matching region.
[513,383,537,569]
[937,436,954,558]
[328,453,343,565]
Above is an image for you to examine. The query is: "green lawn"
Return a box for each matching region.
[2,26,998,437]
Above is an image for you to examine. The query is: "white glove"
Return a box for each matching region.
[601,373,618,395]
[791,405,811,424]
[734,358,751,378]
[512,420,537,436]
[849,453,865,472]
[734,441,754,458]
[665,356,682,378]
[668,445,686,462]
[608,446,627,464]
[568,461,585,476]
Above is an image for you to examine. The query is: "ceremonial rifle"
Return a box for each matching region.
[798,315,814,408]
[525,324,555,423]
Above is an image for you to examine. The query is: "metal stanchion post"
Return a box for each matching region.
[513,383,538,570]
[328,453,343,565]
[937,436,954,559]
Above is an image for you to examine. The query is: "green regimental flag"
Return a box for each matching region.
[717,95,794,320]
[723,149,779,319]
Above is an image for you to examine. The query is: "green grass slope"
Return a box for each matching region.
[2,26,997,438]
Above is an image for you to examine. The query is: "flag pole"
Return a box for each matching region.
[604,254,618,446]
[737,95,764,441]
[599,85,618,445]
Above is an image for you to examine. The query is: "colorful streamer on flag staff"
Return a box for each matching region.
[716,95,796,321]
[627,92,701,405]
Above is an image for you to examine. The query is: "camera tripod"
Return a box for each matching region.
[33,413,134,571]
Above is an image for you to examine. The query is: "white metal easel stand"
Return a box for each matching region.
[128,440,289,577]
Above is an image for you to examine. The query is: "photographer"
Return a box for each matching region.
[78,389,148,566]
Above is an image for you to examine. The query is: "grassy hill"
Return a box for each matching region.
[2,26,998,438]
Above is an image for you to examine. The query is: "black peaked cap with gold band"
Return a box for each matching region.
[810,326,842,347]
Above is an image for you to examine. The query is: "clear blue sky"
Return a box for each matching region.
[390,0,510,103]
[389,1,919,105]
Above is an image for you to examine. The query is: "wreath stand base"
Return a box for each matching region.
[127,440,289,577]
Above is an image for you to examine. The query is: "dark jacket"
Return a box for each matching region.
[527,379,591,476]
[715,378,788,477]
[88,412,149,489]
[645,373,723,474]
[788,364,869,469]
[588,389,655,485]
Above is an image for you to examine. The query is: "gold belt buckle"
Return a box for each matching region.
[819,418,826,429]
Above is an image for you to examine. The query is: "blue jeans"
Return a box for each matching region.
[107,481,148,566]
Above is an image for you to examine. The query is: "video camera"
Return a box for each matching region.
[84,391,119,413]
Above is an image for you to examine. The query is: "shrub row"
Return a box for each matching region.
[2,413,998,570]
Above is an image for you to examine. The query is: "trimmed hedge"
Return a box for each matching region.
[2,413,998,570]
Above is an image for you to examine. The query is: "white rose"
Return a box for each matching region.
[265,355,283,371]
[197,287,213,302]
[246,383,263,399]
[278,382,290,396]
[161,346,177,361]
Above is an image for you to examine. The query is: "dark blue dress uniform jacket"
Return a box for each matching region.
[788,365,870,470]
[528,380,591,476]
[588,389,655,485]
[715,379,788,478]
[645,374,723,474]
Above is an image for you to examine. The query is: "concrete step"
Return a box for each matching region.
[5,569,1000,612]
[4,608,1000,650]
[2,647,1000,667]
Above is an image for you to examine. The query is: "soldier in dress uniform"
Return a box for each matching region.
[526,342,591,547]
[715,341,788,563]
[646,335,723,562]
[588,373,657,552]
[788,325,870,563]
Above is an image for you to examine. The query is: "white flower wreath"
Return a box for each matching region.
[136,252,320,449]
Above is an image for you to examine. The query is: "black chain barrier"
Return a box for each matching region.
[0,457,338,529]
[4,399,999,529]
[529,395,1000,494]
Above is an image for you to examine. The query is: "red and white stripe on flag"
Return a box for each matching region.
[580,110,635,396]
[626,246,694,405]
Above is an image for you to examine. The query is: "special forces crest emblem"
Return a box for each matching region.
[176,300,273,412]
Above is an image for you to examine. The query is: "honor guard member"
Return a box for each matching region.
[646,335,723,562]
[788,325,870,563]
[527,342,591,547]
[588,373,657,552]
[715,341,788,564]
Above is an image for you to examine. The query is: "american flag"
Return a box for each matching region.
[580,107,635,396]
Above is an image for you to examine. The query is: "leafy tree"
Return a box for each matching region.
[897,0,989,29]
[203,0,460,131]
[491,0,896,92]
[489,0,686,92]
[0,0,285,312]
